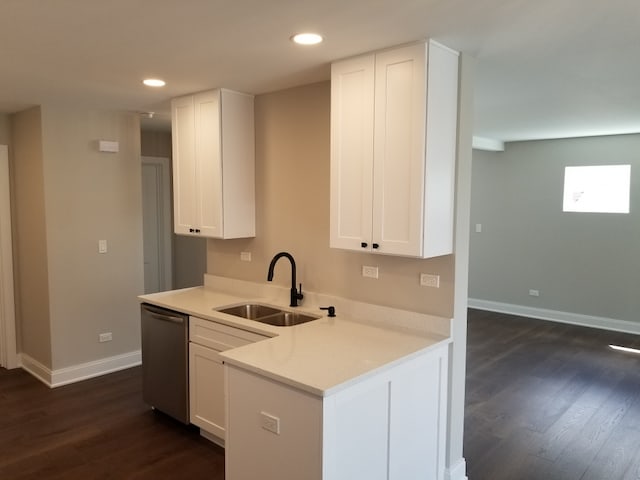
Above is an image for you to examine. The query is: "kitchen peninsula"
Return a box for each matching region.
[139,274,451,480]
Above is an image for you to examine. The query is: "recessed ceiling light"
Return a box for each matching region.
[143,78,166,87]
[291,33,323,45]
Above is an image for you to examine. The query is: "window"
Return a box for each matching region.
[562,165,631,213]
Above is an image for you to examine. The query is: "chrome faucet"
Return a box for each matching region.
[267,251,304,307]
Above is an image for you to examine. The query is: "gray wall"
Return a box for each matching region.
[12,105,144,370]
[469,134,640,323]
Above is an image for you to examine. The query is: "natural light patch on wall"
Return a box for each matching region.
[562,165,631,213]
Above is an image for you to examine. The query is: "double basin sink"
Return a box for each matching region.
[216,303,320,327]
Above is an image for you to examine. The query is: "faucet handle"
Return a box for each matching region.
[297,283,304,299]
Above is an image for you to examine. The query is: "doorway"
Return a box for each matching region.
[141,156,173,293]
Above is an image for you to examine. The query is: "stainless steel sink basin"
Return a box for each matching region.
[254,311,319,327]
[216,303,320,327]
[217,304,282,320]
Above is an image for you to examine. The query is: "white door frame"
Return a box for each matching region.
[0,145,18,369]
[141,156,173,292]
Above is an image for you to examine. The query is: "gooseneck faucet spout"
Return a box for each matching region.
[267,251,304,307]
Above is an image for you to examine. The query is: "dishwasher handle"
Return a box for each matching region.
[142,305,186,324]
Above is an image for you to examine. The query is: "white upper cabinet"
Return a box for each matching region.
[330,41,459,258]
[171,89,255,239]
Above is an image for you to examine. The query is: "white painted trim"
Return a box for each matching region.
[20,350,141,388]
[20,353,52,386]
[472,136,505,151]
[445,53,471,480]
[445,458,468,480]
[199,429,225,448]
[468,298,640,335]
[0,145,18,369]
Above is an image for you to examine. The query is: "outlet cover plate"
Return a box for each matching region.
[362,265,379,279]
[420,273,440,288]
[99,332,112,342]
[260,411,280,434]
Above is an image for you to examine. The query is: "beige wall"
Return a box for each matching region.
[11,107,52,367]
[11,106,144,370]
[208,82,454,317]
[0,114,10,145]
[141,130,172,158]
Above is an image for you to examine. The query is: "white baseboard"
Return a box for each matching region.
[445,458,468,480]
[20,350,142,388]
[468,298,640,335]
[199,429,225,448]
[20,354,51,386]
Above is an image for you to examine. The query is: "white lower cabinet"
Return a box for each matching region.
[189,343,226,438]
[188,316,268,443]
[225,344,449,480]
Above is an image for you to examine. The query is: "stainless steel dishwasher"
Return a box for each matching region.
[140,303,189,424]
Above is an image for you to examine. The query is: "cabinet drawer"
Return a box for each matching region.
[189,316,268,351]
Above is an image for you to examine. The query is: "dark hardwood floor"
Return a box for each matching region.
[465,308,640,480]
[0,366,224,479]
[2,309,639,479]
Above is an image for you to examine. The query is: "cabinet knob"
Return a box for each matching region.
[372,243,379,249]
[361,242,368,248]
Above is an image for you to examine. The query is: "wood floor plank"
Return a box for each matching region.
[465,308,640,480]
[0,366,225,480]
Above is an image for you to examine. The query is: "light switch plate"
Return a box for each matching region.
[98,239,107,254]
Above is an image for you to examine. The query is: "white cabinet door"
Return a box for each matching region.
[189,342,225,438]
[330,55,375,251]
[373,43,427,256]
[188,316,268,442]
[329,41,458,258]
[194,90,224,238]
[171,95,197,236]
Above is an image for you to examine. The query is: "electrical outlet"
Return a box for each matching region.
[98,239,107,254]
[475,223,482,233]
[529,289,540,297]
[99,332,112,343]
[362,265,379,279]
[420,273,440,288]
[240,251,252,262]
[260,411,280,434]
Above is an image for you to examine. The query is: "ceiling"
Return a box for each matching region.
[2,0,638,143]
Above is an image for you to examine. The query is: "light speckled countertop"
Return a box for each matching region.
[139,275,450,396]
